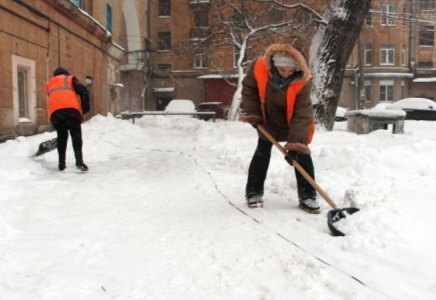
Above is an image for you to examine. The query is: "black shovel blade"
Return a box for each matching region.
[327,207,360,236]
[35,138,57,157]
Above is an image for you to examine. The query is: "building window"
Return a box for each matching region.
[194,10,208,27]
[419,25,434,46]
[158,32,171,50]
[365,44,372,66]
[380,80,394,102]
[421,0,434,11]
[402,6,407,26]
[365,13,372,26]
[381,44,395,65]
[69,0,82,7]
[17,69,28,118]
[106,3,112,33]
[158,64,171,70]
[418,61,433,68]
[12,55,36,124]
[194,53,208,68]
[364,81,371,102]
[402,45,407,65]
[158,0,171,17]
[381,4,396,26]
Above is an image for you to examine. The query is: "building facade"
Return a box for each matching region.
[341,0,436,109]
[0,0,124,142]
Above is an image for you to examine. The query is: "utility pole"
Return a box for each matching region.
[357,33,366,109]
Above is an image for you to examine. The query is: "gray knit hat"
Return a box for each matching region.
[272,52,300,70]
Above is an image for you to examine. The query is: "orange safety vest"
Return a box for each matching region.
[254,57,315,143]
[45,75,82,118]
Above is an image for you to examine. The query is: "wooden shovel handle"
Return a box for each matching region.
[256,124,338,210]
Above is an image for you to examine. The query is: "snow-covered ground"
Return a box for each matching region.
[1,115,435,300]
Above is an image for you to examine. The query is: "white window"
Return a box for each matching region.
[194,53,208,68]
[380,80,394,102]
[381,44,395,65]
[12,55,36,125]
[365,44,372,66]
[381,4,396,26]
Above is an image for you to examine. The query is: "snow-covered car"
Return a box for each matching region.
[385,98,436,121]
[164,99,196,115]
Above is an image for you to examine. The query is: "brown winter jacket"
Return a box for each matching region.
[242,43,315,144]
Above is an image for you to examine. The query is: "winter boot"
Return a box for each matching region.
[58,153,66,171]
[76,163,89,172]
[299,198,321,214]
[74,150,88,172]
[247,195,264,208]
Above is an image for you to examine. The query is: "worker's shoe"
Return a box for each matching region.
[299,198,321,214]
[247,195,264,208]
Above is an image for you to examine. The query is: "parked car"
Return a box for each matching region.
[164,99,196,115]
[381,98,436,121]
[196,102,228,121]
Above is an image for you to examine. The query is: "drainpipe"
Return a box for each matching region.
[410,0,418,74]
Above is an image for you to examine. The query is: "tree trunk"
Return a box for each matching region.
[310,0,372,131]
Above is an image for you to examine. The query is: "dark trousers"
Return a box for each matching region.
[51,109,84,165]
[246,138,316,200]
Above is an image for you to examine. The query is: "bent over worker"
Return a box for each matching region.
[45,67,90,172]
[241,39,319,214]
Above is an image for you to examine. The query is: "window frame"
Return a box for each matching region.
[381,4,396,26]
[379,80,394,102]
[158,0,171,17]
[419,25,435,47]
[158,32,171,51]
[12,55,36,125]
[106,3,113,34]
[194,53,208,69]
[364,44,372,66]
[380,44,395,66]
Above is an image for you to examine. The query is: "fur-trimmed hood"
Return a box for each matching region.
[264,44,312,82]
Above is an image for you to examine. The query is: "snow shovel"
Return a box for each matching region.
[256,124,359,236]
[34,138,57,157]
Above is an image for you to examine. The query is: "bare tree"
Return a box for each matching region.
[190,0,324,121]
[192,0,371,129]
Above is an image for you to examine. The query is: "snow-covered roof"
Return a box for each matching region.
[197,74,240,80]
[153,87,175,93]
[413,77,436,83]
[345,109,406,118]
[364,73,414,78]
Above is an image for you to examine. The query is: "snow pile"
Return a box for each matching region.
[0,115,435,300]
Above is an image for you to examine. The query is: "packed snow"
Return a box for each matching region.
[1,115,436,300]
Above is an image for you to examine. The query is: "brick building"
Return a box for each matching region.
[0,0,124,142]
[341,0,436,109]
[127,0,436,114]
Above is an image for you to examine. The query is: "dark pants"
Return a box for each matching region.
[246,138,316,200]
[51,109,84,165]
